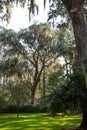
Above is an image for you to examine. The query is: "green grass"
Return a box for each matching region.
[0,113,82,130]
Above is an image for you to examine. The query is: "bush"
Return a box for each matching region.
[7,105,18,113]
[40,72,85,116]
[7,105,41,113]
[20,105,40,113]
[0,96,6,113]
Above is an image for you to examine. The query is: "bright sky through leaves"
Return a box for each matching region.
[0,0,49,32]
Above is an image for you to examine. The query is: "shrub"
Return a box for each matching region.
[7,105,40,113]
[7,105,18,113]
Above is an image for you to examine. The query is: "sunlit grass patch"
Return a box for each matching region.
[0,113,82,130]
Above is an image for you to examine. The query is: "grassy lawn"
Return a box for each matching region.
[0,113,82,130]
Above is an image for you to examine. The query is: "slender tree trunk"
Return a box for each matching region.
[64,57,69,82]
[61,0,87,128]
[30,85,36,104]
[42,68,46,97]
[17,101,20,118]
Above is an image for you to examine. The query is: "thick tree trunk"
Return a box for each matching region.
[80,113,87,129]
[61,0,87,128]
[80,96,87,128]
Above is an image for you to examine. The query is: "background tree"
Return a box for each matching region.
[48,61,64,89]
[0,23,58,104]
[6,80,31,117]
[18,23,58,104]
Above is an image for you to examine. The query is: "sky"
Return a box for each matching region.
[0,0,49,32]
[0,0,65,64]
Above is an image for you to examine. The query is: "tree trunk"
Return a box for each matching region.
[61,0,87,128]
[30,86,36,104]
[17,101,20,118]
[80,96,87,128]
[42,68,46,97]
[80,113,87,129]
[64,57,69,82]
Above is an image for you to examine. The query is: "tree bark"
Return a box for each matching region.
[61,0,87,128]
[42,67,46,97]
[30,86,36,104]
[30,59,45,104]
[80,96,87,128]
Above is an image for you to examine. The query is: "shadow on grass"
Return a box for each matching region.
[0,113,82,130]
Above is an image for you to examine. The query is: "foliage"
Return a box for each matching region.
[48,67,64,87]
[4,80,31,117]
[7,104,40,113]
[0,0,87,128]
[0,0,39,22]
[48,0,69,27]
[40,72,86,116]
[48,0,87,28]
[6,80,31,105]
[18,23,58,103]
[0,23,58,104]
[0,96,5,110]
